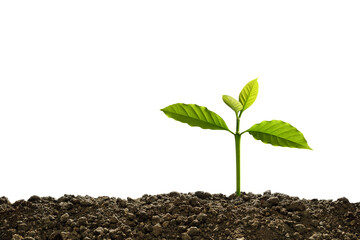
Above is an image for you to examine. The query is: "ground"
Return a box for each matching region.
[0,191,359,240]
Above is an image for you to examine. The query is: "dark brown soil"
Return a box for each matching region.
[1,191,359,240]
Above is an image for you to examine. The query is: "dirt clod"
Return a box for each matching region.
[1,191,359,239]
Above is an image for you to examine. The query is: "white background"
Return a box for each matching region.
[1,1,359,203]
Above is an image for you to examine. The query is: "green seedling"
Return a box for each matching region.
[161,78,312,196]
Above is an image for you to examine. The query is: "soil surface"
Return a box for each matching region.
[0,191,359,240]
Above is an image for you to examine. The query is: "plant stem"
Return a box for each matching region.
[235,114,241,196]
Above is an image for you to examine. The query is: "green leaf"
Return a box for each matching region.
[161,103,231,132]
[239,78,259,111]
[244,120,312,150]
[222,95,243,114]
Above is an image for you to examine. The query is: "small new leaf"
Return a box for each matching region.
[161,103,231,133]
[244,120,312,150]
[239,78,259,111]
[222,95,243,115]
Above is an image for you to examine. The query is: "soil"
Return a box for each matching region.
[0,191,359,240]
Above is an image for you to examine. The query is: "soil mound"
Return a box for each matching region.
[1,191,359,239]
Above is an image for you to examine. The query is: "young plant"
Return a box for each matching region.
[161,78,312,196]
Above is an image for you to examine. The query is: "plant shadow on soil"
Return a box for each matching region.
[1,190,359,240]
